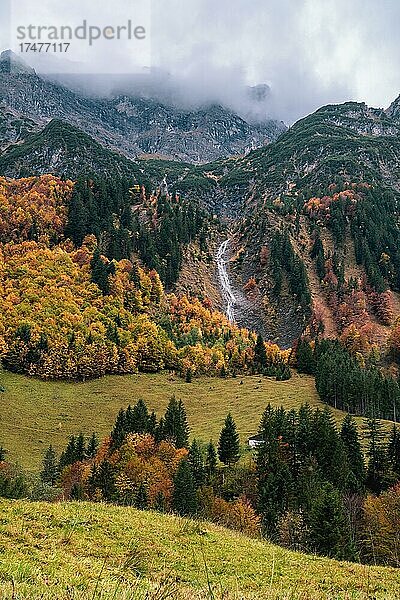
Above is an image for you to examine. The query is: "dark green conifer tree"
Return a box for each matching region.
[129,399,150,434]
[87,433,99,458]
[75,433,86,462]
[307,483,353,560]
[173,459,198,516]
[218,413,240,467]
[387,424,400,481]
[40,445,58,486]
[90,460,116,501]
[91,248,110,295]
[205,441,218,482]
[188,439,205,487]
[148,411,157,436]
[164,396,189,448]
[296,339,316,374]
[111,409,127,449]
[254,334,267,373]
[59,436,77,470]
[154,491,166,512]
[135,483,149,509]
[365,417,388,493]
[340,414,366,492]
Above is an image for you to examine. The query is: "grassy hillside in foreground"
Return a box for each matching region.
[0,370,391,471]
[0,371,321,469]
[0,500,399,600]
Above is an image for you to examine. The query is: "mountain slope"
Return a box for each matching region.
[0,51,286,163]
[1,499,399,599]
[197,101,400,347]
[0,119,144,179]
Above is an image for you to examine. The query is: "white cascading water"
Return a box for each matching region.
[216,239,236,322]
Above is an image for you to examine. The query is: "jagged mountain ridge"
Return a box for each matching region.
[0,50,286,164]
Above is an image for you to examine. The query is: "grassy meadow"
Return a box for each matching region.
[0,370,323,469]
[0,499,399,600]
[0,370,391,470]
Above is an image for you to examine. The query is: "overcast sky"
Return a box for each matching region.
[1,0,400,123]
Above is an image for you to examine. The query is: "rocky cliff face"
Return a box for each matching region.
[0,51,286,164]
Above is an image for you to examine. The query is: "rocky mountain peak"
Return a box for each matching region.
[0,50,36,75]
[386,94,400,119]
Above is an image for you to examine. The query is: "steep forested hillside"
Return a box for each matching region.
[202,101,400,361]
[0,175,290,380]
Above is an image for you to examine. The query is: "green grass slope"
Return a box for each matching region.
[0,371,321,469]
[0,499,398,600]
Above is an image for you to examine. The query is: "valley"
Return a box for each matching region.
[1,41,400,596]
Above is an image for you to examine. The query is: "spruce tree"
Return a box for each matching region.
[154,491,166,512]
[188,439,205,487]
[218,413,240,467]
[164,396,189,448]
[75,433,86,462]
[296,339,315,374]
[148,411,157,436]
[173,459,198,516]
[91,460,116,501]
[111,409,127,449]
[307,483,353,560]
[40,445,58,486]
[387,424,400,480]
[154,417,165,443]
[340,414,365,491]
[59,435,77,470]
[87,433,99,458]
[254,334,267,373]
[135,483,149,509]
[205,441,217,482]
[365,417,388,493]
[91,248,110,295]
[130,399,150,433]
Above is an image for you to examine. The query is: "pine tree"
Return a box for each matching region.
[173,459,198,516]
[205,441,217,482]
[40,445,58,485]
[307,483,353,560]
[90,460,116,501]
[154,417,165,443]
[154,491,166,512]
[87,433,99,458]
[70,482,85,500]
[148,411,157,436]
[59,435,77,470]
[218,413,240,467]
[296,339,315,374]
[75,433,86,462]
[0,446,5,462]
[254,334,267,373]
[340,415,365,491]
[91,248,110,295]
[129,399,150,433]
[164,396,189,448]
[387,425,400,480]
[365,417,388,493]
[135,483,149,509]
[188,439,205,487]
[111,409,127,449]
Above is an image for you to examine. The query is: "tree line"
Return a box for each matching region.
[296,338,400,420]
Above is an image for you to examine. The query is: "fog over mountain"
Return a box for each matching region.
[1,0,400,123]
